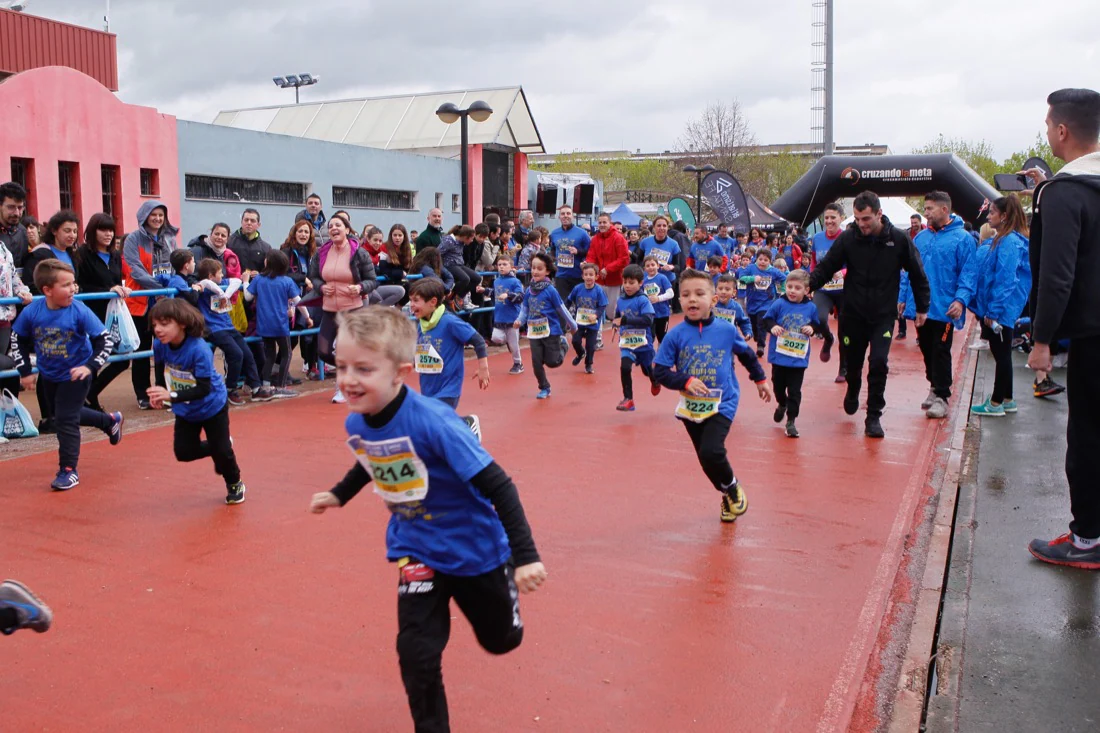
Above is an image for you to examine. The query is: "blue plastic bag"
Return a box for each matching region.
[105,297,140,355]
[1,388,39,439]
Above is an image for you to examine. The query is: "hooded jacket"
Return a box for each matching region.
[586,229,631,286]
[123,200,179,317]
[898,214,973,328]
[1028,151,1100,343]
[809,215,929,323]
[955,231,1030,327]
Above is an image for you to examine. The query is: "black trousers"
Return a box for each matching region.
[209,329,261,391]
[981,323,1015,403]
[653,316,669,347]
[843,313,895,418]
[131,312,166,402]
[529,336,563,390]
[772,364,807,419]
[42,377,112,471]
[397,560,522,733]
[318,307,363,366]
[619,353,653,400]
[572,327,597,367]
[748,312,768,349]
[1066,335,1100,539]
[917,319,955,400]
[680,413,735,491]
[173,403,240,488]
[813,290,847,371]
[447,265,480,300]
[262,336,291,387]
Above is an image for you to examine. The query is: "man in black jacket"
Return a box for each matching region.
[809,191,930,438]
[227,208,272,274]
[1024,88,1100,570]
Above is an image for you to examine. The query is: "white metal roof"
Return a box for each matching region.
[213,86,545,154]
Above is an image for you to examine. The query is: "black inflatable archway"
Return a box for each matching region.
[770,153,999,227]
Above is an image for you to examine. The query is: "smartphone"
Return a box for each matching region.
[994,173,1030,192]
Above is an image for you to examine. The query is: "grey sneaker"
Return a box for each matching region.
[925,396,948,419]
[0,580,53,634]
[272,388,299,399]
[920,389,936,411]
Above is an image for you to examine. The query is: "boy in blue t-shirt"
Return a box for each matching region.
[409,278,490,441]
[653,270,772,523]
[165,249,202,308]
[688,226,726,271]
[762,269,820,438]
[739,249,787,357]
[193,258,262,406]
[734,252,753,308]
[309,307,546,733]
[706,256,725,287]
[12,259,123,491]
[641,255,674,346]
[567,262,608,373]
[714,274,753,341]
[146,298,245,505]
[489,254,525,375]
[614,264,657,411]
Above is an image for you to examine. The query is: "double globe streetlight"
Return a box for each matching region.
[435,100,493,225]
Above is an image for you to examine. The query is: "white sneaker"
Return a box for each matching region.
[462,294,475,310]
[920,389,936,411]
[925,396,948,419]
[331,389,346,404]
[968,339,989,351]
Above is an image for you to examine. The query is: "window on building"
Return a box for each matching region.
[11,158,31,191]
[452,194,460,213]
[140,168,160,197]
[58,162,79,212]
[435,192,444,210]
[185,174,308,205]
[101,165,121,221]
[331,186,416,211]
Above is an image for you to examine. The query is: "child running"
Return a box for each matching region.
[514,253,577,399]
[193,258,262,406]
[714,273,753,341]
[408,278,490,440]
[309,306,546,733]
[740,249,787,357]
[244,250,306,400]
[490,254,525,375]
[762,269,820,438]
[11,259,123,490]
[734,251,753,309]
[706,256,725,287]
[614,264,657,411]
[567,262,608,374]
[147,298,246,505]
[653,269,772,522]
[641,255,674,345]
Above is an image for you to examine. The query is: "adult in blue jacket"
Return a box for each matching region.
[953,196,1031,416]
[549,204,591,328]
[898,192,974,419]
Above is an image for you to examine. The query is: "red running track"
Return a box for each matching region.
[0,326,958,731]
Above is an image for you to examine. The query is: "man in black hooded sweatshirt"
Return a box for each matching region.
[809,191,929,439]
[1024,88,1100,570]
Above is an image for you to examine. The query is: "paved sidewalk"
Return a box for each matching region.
[927,350,1100,732]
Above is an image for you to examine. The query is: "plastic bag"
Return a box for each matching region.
[229,296,249,333]
[105,297,140,354]
[1,388,39,439]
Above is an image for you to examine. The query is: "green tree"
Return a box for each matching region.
[911,134,1001,183]
[999,133,1065,177]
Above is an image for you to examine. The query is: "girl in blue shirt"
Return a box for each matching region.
[146,298,245,505]
[514,253,578,399]
[638,216,681,283]
[641,256,674,345]
[245,250,304,400]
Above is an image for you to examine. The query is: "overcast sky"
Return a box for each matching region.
[29,0,1100,159]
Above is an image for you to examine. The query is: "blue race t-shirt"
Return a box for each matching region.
[154,335,227,422]
[492,274,524,325]
[764,297,820,368]
[549,225,591,280]
[689,240,725,269]
[714,298,753,339]
[615,291,656,355]
[812,229,842,262]
[638,236,681,282]
[416,312,479,400]
[520,282,572,337]
[195,278,236,334]
[655,318,758,421]
[642,273,673,318]
[567,282,608,331]
[345,389,507,576]
[12,299,106,382]
[742,263,787,315]
[247,275,301,337]
[49,246,73,268]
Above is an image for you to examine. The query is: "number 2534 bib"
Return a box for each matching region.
[347,435,429,504]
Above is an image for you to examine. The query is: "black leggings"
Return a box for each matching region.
[42,377,113,471]
[318,307,363,366]
[572,328,598,367]
[680,414,735,491]
[981,323,1014,403]
[529,336,564,390]
[620,356,653,400]
[653,316,669,347]
[262,336,291,387]
[447,265,480,300]
[772,364,807,419]
[173,404,240,488]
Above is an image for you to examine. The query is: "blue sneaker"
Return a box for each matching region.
[1002,399,1018,414]
[51,468,79,491]
[108,412,124,445]
[0,580,53,634]
[970,398,1005,417]
[536,388,552,400]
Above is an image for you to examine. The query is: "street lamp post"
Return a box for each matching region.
[272,74,319,104]
[435,100,494,225]
[682,164,717,224]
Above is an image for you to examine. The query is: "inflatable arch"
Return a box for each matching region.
[771,153,999,227]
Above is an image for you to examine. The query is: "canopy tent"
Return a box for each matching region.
[840,196,923,229]
[701,192,789,232]
[606,202,642,229]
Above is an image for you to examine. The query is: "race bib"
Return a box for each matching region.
[715,311,734,324]
[737,282,747,294]
[619,328,647,351]
[347,435,428,504]
[576,307,598,326]
[152,263,172,278]
[557,252,575,270]
[210,295,230,314]
[675,389,722,423]
[644,283,660,297]
[414,342,444,374]
[167,366,196,393]
[653,249,671,266]
[776,330,810,359]
[754,276,772,291]
[527,317,550,340]
[823,276,844,292]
